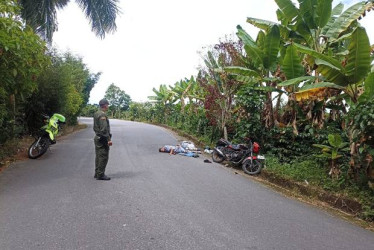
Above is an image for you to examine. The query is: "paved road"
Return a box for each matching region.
[0,118,373,250]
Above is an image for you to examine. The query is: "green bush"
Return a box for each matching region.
[265,154,329,184]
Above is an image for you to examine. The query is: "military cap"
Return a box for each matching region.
[99,99,109,106]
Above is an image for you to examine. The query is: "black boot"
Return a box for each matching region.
[96,175,111,180]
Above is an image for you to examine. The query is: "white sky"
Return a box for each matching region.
[53,0,374,104]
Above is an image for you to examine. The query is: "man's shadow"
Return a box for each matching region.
[109,171,145,179]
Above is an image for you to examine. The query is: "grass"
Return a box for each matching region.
[264,154,374,222]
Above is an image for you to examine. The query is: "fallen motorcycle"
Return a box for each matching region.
[212,138,265,175]
[28,113,66,159]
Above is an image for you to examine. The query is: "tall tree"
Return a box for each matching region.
[0,0,49,142]
[198,40,246,139]
[18,0,120,42]
[104,83,131,118]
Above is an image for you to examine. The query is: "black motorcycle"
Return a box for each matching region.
[212,138,265,175]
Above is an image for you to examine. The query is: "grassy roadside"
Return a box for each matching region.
[0,123,87,172]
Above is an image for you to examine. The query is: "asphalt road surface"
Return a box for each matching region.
[1,118,373,250]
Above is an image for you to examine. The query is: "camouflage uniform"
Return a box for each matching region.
[93,109,111,178]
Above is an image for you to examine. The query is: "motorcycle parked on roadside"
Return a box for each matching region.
[28,113,66,159]
[212,138,265,175]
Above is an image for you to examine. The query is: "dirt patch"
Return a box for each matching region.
[0,123,87,172]
[258,171,362,214]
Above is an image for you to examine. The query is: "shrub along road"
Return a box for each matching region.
[0,118,373,250]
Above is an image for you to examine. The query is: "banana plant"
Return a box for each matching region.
[313,133,349,178]
[148,84,175,122]
[243,0,373,131]
[230,24,282,128]
[291,26,371,103]
[148,84,174,106]
[169,78,189,113]
[345,68,374,181]
[247,0,374,102]
[169,76,198,113]
[247,1,373,52]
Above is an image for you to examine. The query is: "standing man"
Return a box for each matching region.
[93,99,113,180]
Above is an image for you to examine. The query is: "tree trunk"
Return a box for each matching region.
[273,93,282,124]
[223,126,228,141]
[329,160,341,179]
[10,94,16,134]
[263,91,274,128]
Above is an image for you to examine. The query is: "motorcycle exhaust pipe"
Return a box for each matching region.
[214,147,225,157]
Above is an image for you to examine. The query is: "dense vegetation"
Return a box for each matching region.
[121,0,374,221]
[0,0,100,156]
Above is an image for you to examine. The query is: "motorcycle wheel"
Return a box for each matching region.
[212,149,225,163]
[28,136,50,159]
[242,159,262,175]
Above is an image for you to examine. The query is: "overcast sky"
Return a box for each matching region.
[53,0,374,104]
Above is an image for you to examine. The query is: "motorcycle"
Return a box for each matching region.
[28,113,66,159]
[212,138,265,175]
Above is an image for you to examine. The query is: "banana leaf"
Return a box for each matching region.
[315,58,341,71]
[345,27,371,83]
[331,2,344,16]
[263,77,280,82]
[247,17,290,39]
[246,17,277,31]
[295,82,344,101]
[282,44,305,79]
[288,30,306,41]
[318,65,349,86]
[299,0,318,30]
[274,0,299,23]
[236,25,256,46]
[358,72,374,103]
[263,25,280,69]
[233,75,258,85]
[335,50,349,56]
[256,31,266,51]
[294,88,327,101]
[321,2,344,35]
[299,81,344,91]
[329,32,352,45]
[278,76,315,87]
[316,0,332,28]
[294,18,313,46]
[236,25,264,67]
[204,59,212,69]
[312,58,350,86]
[208,51,218,68]
[294,43,343,70]
[276,9,287,25]
[325,1,371,40]
[223,66,260,78]
[328,134,343,148]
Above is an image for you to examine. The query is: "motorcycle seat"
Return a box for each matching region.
[228,144,245,150]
